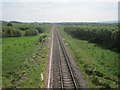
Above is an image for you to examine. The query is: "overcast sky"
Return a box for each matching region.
[1,0,119,22]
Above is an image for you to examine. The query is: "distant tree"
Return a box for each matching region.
[64,24,119,52]
[12,29,22,37]
[35,27,44,33]
[0,30,2,38]
[7,23,12,26]
[25,28,38,36]
[114,30,120,52]
[2,26,22,37]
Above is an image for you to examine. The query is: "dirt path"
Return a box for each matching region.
[46,25,89,88]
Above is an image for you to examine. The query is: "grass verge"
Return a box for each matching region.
[2,32,50,88]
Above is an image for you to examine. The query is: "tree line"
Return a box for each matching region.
[64,24,120,52]
[2,22,47,37]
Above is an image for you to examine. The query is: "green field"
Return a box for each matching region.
[58,25,119,88]
[2,32,50,88]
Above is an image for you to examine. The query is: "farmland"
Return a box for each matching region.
[2,22,51,88]
[58,23,120,88]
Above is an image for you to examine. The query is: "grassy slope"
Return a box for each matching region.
[58,26,119,88]
[2,32,50,88]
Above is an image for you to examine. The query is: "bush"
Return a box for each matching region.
[2,26,22,37]
[25,28,38,36]
[2,23,48,37]
[7,23,12,26]
[64,24,119,52]
[12,29,22,37]
[35,27,44,33]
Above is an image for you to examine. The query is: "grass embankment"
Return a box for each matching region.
[58,26,119,88]
[2,31,51,88]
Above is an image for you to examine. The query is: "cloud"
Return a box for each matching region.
[2,0,120,2]
[2,2,118,22]
[0,3,1,20]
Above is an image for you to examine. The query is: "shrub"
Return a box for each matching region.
[64,24,119,52]
[35,27,44,33]
[7,23,12,26]
[25,28,38,36]
[2,26,22,37]
[12,29,22,37]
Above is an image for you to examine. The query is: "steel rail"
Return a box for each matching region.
[56,30,78,89]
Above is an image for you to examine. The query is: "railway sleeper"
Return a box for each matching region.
[63,83,74,87]
[62,71,70,74]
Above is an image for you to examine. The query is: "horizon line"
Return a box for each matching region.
[1,20,118,23]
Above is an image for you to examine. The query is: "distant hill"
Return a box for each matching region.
[98,21,118,24]
[9,21,23,24]
[0,20,25,25]
[0,20,119,24]
[0,20,8,24]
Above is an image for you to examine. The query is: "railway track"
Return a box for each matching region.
[48,25,89,89]
[52,26,78,89]
[57,31,78,88]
